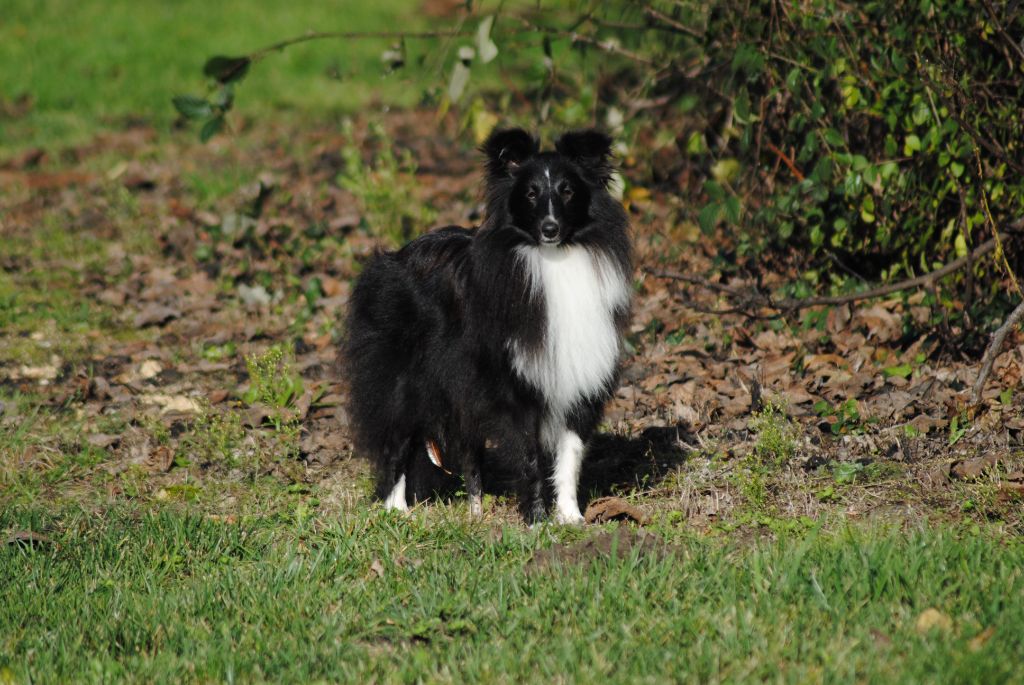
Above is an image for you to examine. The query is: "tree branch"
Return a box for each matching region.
[645,233,1004,314]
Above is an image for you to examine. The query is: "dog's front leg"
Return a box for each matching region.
[552,430,586,525]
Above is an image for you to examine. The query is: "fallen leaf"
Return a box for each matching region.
[148,445,174,472]
[915,608,953,634]
[369,558,386,579]
[137,359,163,380]
[133,304,181,328]
[238,283,272,308]
[870,629,892,646]
[86,433,121,449]
[139,394,202,414]
[584,496,650,525]
[16,363,59,382]
[5,530,51,547]
[950,454,1001,481]
[968,626,996,652]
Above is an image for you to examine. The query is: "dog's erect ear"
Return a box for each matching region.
[483,128,538,180]
[555,129,615,185]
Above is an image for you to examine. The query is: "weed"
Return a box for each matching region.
[339,121,437,246]
[242,344,304,458]
[949,412,970,446]
[814,398,870,435]
[178,405,247,470]
[750,400,799,465]
[732,400,800,512]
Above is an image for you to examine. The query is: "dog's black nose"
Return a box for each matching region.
[540,219,560,240]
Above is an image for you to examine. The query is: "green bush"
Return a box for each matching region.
[698,0,1024,279]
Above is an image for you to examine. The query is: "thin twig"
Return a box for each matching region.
[642,6,704,39]
[972,299,1024,405]
[249,29,471,61]
[765,141,805,181]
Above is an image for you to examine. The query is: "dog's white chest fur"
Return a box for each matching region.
[512,245,630,414]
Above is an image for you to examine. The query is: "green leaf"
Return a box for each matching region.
[698,203,720,234]
[882,363,912,379]
[685,132,707,155]
[199,115,225,143]
[833,461,864,484]
[904,134,922,155]
[724,196,742,224]
[172,95,213,120]
[823,128,844,147]
[203,55,251,84]
[711,158,741,184]
[785,67,803,92]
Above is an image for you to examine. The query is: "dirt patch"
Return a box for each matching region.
[526,529,678,574]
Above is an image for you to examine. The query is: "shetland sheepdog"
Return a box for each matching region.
[344,128,631,524]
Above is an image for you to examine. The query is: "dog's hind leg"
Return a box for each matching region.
[518,449,547,525]
[465,452,483,517]
[381,436,415,512]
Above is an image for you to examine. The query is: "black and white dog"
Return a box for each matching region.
[343,128,631,524]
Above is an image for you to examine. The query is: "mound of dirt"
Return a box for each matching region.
[526,528,679,574]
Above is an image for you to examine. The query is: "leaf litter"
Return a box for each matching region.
[1,112,1023,531]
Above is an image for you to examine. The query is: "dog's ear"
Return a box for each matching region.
[555,129,615,185]
[483,128,538,180]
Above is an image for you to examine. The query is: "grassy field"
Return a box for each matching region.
[3,2,1024,684]
[0,0,431,154]
[4,505,1022,684]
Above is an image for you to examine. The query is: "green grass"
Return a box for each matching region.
[2,505,1022,684]
[0,0,429,154]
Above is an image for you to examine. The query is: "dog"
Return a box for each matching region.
[343,127,632,524]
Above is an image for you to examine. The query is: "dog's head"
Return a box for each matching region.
[483,128,615,247]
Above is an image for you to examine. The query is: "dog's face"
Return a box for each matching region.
[483,128,614,247]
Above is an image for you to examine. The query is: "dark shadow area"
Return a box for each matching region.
[405,424,693,508]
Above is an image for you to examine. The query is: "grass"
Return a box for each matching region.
[3,5,1023,683]
[0,0,430,154]
[2,505,1022,683]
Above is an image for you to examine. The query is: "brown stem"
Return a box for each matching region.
[765,142,805,182]
[972,299,1024,405]
[249,29,471,61]
[642,6,704,39]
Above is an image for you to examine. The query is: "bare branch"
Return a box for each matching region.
[972,299,1024,405]
[642,6,704,40]
[645,233,1005,314]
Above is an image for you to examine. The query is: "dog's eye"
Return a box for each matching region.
[526,186,538,202]
[560,185,574,202]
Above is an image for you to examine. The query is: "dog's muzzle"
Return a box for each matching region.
[540,218,560,243]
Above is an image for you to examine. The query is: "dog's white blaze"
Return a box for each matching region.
[384,474,408,512]
[552,430,585,523]
[513,245,629,414]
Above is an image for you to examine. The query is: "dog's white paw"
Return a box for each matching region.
[553,506,585,525]
[383,475,409,512]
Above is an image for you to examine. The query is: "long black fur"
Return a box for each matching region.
[343,128,631,523]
